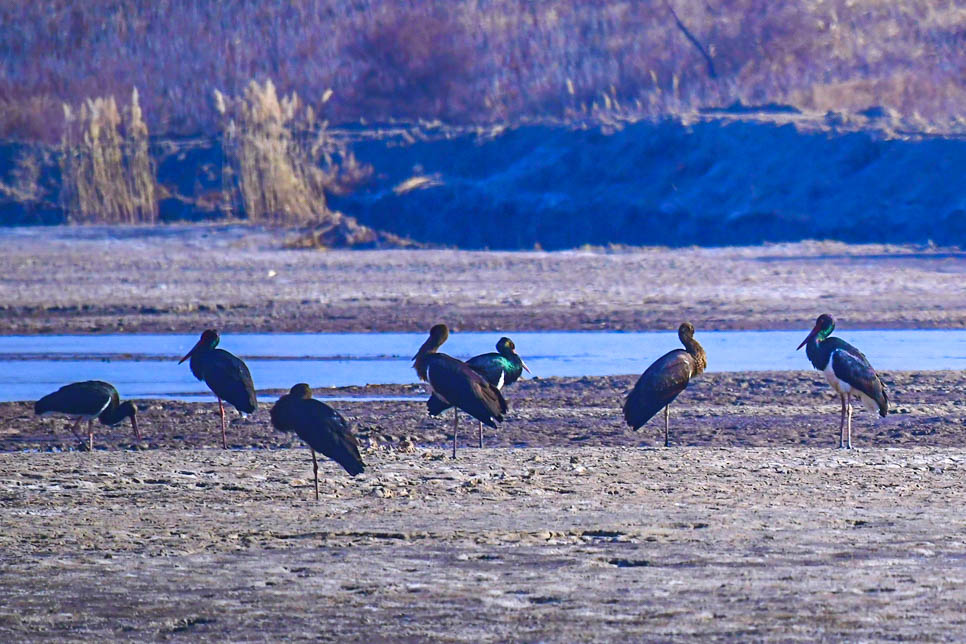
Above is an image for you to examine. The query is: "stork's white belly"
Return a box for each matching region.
[823,362,849,394]
[823,359,879,413]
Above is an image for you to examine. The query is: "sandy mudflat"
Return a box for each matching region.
[2,446,966,641]
[2,226,966,334]
[2,370,966,640]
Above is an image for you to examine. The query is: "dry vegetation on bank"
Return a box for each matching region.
[2,1,966,142]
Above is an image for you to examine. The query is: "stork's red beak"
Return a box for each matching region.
[131,414,141,440]
[797,325,819,351]
[520,358,531,374]
[179,337,204,364]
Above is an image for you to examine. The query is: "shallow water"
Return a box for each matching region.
[2,330,965,402]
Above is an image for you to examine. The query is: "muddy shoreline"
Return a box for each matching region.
[2,370,963,453]
[2,226,966,334]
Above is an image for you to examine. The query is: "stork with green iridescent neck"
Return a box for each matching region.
[797,314,888,449]
[413,324,507,458]
[429,336,530,448]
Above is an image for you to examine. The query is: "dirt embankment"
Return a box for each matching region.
[2,226,966,335]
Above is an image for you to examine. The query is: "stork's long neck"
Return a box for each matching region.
[805,334,830,371]
[413,338,442,382]
[99,400,130,425]
[188,348,211,381]
[682,335,707,375]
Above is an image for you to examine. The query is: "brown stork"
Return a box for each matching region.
[622,322,706,447]
[413,324,507,458]
[428,336,529,448]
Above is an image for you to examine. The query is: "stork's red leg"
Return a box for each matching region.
[68,417,84,443]
[478,421,483,449]
[846,393,853,450]
[664,404,670,448]
[311,449,319,501]
[218,397,227,449]
[87,418,94,452]
[452,409,459,459]
[838,393,847,449]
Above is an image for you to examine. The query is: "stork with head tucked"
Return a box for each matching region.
[413,324,507,458]
[271,383,364,500]
[797,314,888,449]
[622,322,706,447]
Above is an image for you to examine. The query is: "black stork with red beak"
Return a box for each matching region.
[271,384,365,500]
[35,381,140,451]
[413,324,507,458]
[622,322,707,447]
[797,314,888,449]
[179,329,257,449]
[428,336,530,448]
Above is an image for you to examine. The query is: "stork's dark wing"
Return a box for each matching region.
[270,393,298,432]
[35,380,115,417]
[427,393,452,416]
[831,348,888,417]
[623,350,695,430]
[296,399,365,476]
[427,354,507,428]
[205,349,257,413]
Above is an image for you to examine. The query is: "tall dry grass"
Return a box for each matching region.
[3,1,966,142]
[215,79,369,225]
[59,88,157,223]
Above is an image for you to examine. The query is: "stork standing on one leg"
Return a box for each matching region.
[179,329,257,449]
[413,324,507,458]
[428,336,529,448]
[797,314,888,449]
[270,383,364,500]
[622,322,706,447]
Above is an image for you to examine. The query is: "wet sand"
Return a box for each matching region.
[3,371,966,640]
[2,226,966,334]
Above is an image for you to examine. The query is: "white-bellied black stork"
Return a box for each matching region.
[413,324,507,458]
[179,329,256,449]
[270,383,365,500]
[428,336,529,448]
[797,314,888,449]
[622,322,706,447]
[34,380,140,451]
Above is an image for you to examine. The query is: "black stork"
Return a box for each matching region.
[179,329,257,449]
[428,336,529,448]
[797,314,888,449]
[622,322,707,447]
[35,380,140,451]
[270,384,365,500]
[413,324,507,458]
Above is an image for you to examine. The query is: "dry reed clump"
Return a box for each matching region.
[214,79,370,226]
[59,88,157,224]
